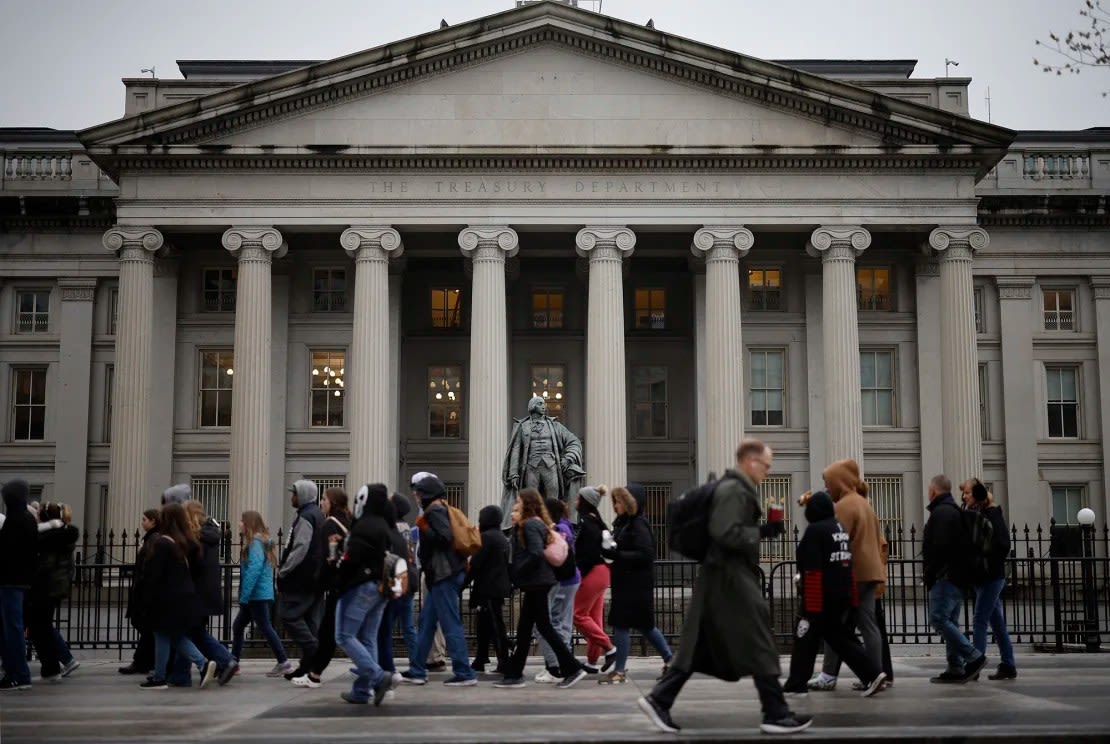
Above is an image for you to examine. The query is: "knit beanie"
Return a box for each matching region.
[413,475,447,508]
[161,483,192,506]
[577,486,602,509]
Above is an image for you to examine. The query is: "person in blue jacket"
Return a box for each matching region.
[230,510,289,671]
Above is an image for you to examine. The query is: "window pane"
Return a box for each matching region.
[750,352,765,388]
[877,391,893,425]
[749,270,764,288]
[1059,291,1073,311]
[767,390,783,412]
[767,409,784,426]
[1046,369,1061,401]
[860,353,875,388]
[766,351,783,386]
[1044,290,1056,312]
[862,390,876,426]
[14,406,30,440]
[751,390,765,414]
[1062,405,1078,437]
[201,391,217,427]
[876,352,892,387]
[1060,369,1077,400]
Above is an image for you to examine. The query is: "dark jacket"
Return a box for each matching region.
[511,517,556,590]
[334,513,393,596]
[31,521,79,602]
[319,513,352,591]
[469,505,511,602]
[191,518,223,616]
[277,496,325,595]
[127,528,159,628]
[0,480,38,588]
[603,485,656,630]
[142,536,202,634]
[796,491,857,615]
[575,509,609,578]
[923,493,967,588]
[418,501,466,585]
[980,504,1011,582]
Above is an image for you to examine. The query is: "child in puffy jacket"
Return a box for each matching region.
[230,511,289,671]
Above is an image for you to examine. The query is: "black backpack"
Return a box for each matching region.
[668,473,733,562]
[960,507,994,585]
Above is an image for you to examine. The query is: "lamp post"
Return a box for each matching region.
[1077,507,1101,652]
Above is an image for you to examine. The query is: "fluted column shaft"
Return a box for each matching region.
[104,228,163,532]
[809,226,871,467]
[931,227,988,485]
[342,227,403,490]
[223,227,284,520]
[693,226,753,474]
[577,227,636,490]
[460,227,519,519]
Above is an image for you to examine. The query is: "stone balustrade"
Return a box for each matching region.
[1024,152,1090,181]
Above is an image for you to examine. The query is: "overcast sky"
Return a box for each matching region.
[1,0,1106,132]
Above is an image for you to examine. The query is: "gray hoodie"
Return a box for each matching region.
[276,480,324,593]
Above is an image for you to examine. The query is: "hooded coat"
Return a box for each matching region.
[795,491,857,615]
[823,460,887,588]
[671,469,780,681]
[414,475,466,585]
[192,517,224,616]
[127,526,160,629]
[142,535,203,635]
[604,483,656,630]
[0,479,39,588]
[469,505,511,602]
[32,519,79,602]
[277,480,325,594]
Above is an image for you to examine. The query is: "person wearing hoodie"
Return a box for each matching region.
[27,503,80,682]
[534,497,582,683]
[231,511,289,672]
[782,491,887,698]
[277,480,326,677]
[468,504,511,674]
[0,479,39,691]
[120,508,162,675]
[572,485,616,674]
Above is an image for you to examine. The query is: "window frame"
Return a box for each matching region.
[749,348,786,427]
[15,288,51,335]
[430,287,463,330]
[1045,365,1080,439]
[107,287,119,336]
[311,268,348,313]
[427,364,464,439]
[309,349,346,428]
[856,267,893,312]
[202,268,237,313]
[631,365,668,439]
[860,348,896,427]
[1042,287,1077,332]
[633,287,667,330]
[978,363,989,441]
[530,287,565,330]
[104,364,114,443]
[529,364,567,422]
[11,366,48,441]
[973,286,984,335]
[747,268,784,312]
[198,349,235,428]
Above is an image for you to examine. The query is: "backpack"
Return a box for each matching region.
[378,550,410,599]
[668,473,731,562]
[546,525,577,581]
[959,507,994,585]
[446,504,482,557]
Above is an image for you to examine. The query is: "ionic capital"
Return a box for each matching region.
[575,227,636,259]
[927,226,989,261]
[341,226,404,262]
[458,226,519,260]
[691,226,754,263]
[103,227,164,257]
[222,227,287,260]
[806,226,871,261]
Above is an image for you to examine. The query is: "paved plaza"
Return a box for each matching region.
[2,650,1109,743]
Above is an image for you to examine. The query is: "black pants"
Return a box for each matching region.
[784,608,880,691]
[506,587,580,679]
[131,630,155,670]
[26,597,61,678]
[473,597,509,669]
[305,591,340,676]
[876,598,894,680]
[651,666,790,722]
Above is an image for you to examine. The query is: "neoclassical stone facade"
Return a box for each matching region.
[1,1,1107,537]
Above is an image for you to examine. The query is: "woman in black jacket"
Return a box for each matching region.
[600,484,673,685]
[962,479,1017,680]
[494,488,585,689]
[469,504,511,674]
[27,502,80,681]
[120,509,161,675]
[573,486,616,673]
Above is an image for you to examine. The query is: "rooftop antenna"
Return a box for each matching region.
[944,58,959,77]
[140,66,156,78]
[984,86,992,123]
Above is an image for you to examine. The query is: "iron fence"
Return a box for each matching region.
[54,521,1109,658]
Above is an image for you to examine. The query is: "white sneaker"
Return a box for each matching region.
[267,660,294,678]
[392,671,403,687]
[291,674,321,688]
[534,669,562,684]
[807,673,837,691]
[60,659,81,678]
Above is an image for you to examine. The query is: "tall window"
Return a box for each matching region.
[748,269,782,311]
[530,365,566,421]
[750,349,785,426]
[428,365,463,438]
[860,350,894,426]
[191,477,230,525]
[1046,366,1079,438]
[978,363,989,441]
[532,289,564,329]
[632,366,667,438]
[868,475,904,556]
[1051,485,1087,525]
[104,365,114,442]
[202,269,236,312]
[16,290,50,334]
[108,288,119,335]
[973,287,984,334]
[633,288,666,330]
[1043,289,1076,331]
[199,350,234,427]
[11,367,47,441]
[857,268,891,311]
[312,269,347,312]
[642,483,672,559]
[430,287,462,329]
[310,350,345,427]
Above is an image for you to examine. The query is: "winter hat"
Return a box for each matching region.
[413,474,447,508]
[478,504,504,532]
[409,471,437,488]
[972,482,990,503]
[161,483,192,506]
[1,479,30,512]
[804,490,836,523]
[391,492,414,522]
[577,486,603,510]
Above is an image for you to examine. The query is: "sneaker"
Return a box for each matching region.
[392,671,403,686]
[637,695,681,733]
[426,660,448,672]
[782,687,808,699]
[199,660,218,689]
[860,672,887,698]
[493,676,526,688]
[292,674,322,688]
[217,661,238,686]
[0,677,32,691]
[444,675,478,687]
[60,659,81,678]
[760,714,814,735]
[534,669,561,684]
[988,663,1017,680]
[40,672,62,684]
[283,665,306,681]
[267,660,295,678]
[930,671,964,684]
[373,675,393,706]
[582,663,601,675]
[118,664,150,675]
[598,670,627,685]
[340,691,369,704]
[963,654,988,681]
[139,679,167,690]
[601,647,617,673]
[400,670,427,685]
[807,673,837,691]
[557,668,588,689]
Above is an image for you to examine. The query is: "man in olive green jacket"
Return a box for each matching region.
[637,439,813,736]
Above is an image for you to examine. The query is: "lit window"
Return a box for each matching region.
[632,366,667,438]
[978,363,989,441]
[860,350,895,426]
[634,288,666,330]
[1051,485,1087,525]
[203,269,236,312]
[310,350,346,427]
[199,350,234,427]
[973,287,984,334]
[312,269,347,312]
[750,350,785,426]
[1043,289,1076,331]
[1046,366,1079,438]
[749,269,782,311]
[16,290,50,334]
[431,288,462,329]
[532,289,564,329]
[428,365,463,438]
[857,268,891,311]
[530,365,566,421]
[12,367,47,441]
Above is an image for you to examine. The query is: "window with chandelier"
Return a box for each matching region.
[430,287,463,329]
[428,365,463,438]
[530,364,566,421]
[310,350,346,427]
[199,350,234,427]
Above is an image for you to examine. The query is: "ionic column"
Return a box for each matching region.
[576,227,636,489]
[459,226,519,519]
[341,227,404,490]
[222,227,285,520]
[692,226,753,475]
[808,226,871,467]
[929,227,988,485]
[103,227,163,531]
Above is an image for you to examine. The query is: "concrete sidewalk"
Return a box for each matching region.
[1,652,1108,743]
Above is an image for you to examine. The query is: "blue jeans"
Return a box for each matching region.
[335,582,387,701]
[0,587,30,684]
[929,579,981,672]
[973,578,1015,668]
[410,572,475,680]
[232,601,288,664]
[393,592,418,666]
[153,632,206,683]
[613,625,672,673]
[170,623,233,683]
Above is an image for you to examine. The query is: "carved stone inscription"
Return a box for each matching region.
[364,176,725,199]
